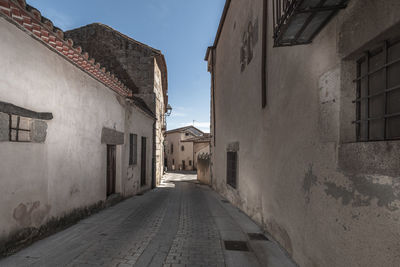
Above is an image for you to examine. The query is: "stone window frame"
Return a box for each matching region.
[338,25,400,177]
[226,142,239,189]
[353,38,400,142]
[9,114,31,142]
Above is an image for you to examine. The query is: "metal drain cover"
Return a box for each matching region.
[248,233,269,241]
[224,241,249,251]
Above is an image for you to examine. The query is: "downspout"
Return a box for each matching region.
[211,48,216,146]
[151,120,156,189]
[261,0,268,108]
[210,47,216,187]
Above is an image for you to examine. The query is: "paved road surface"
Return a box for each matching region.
[0,172,296,267]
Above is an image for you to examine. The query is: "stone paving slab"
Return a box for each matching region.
[0,172,297,267]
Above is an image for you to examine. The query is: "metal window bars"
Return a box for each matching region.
[353,38,400,141]
[273,0,349,47]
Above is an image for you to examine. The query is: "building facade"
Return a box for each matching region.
[164,126,209,171]
[206,0,400,266]
[0,0,156,253]
[65,23,168,187]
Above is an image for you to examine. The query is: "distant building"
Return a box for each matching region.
[65,23,168,187]
[206,0,400,266]
[164,126,210,171]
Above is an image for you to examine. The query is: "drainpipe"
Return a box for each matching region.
[210,47,216,187]
[151,120,156,189]
[261,0,268,108]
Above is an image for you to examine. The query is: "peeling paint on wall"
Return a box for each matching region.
[303,164,318,203]
[240,17,258,72]
[13,202,51,228]
[324,175,400,211]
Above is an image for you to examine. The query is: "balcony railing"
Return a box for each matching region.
[273,0,350,47]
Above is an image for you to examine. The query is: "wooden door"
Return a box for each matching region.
[107,145,116,196]
[141,137,147,186]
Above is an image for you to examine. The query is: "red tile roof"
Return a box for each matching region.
[0,0,132,97]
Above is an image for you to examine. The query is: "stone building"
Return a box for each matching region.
[0,0,157,253]
[164,126,210,171]
[65,23,168,187]
[206,0,400,266]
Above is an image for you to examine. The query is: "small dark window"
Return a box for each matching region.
[141,137,147,186]
[182,160,186,170]
[129,133,137,165]
[185,132,189,136]
[9,115,31,142]
[227,152,237,188]
[181,145,184,151]
[189,160,192,166]
[354,38,400,141]
[171,143,174,154]
[172,159,175,165]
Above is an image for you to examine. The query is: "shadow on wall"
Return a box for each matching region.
[197,153,211,185]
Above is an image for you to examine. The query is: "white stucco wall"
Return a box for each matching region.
[210,0,400,266]
[0,16,153,244]
[124,104,154,196]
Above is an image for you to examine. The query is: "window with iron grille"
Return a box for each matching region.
[354,38,400,141]
[227,152,237,188]
[129,133,137,165]
[9,115,31,142]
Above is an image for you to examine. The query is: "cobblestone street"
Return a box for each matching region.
[0,173,295,267]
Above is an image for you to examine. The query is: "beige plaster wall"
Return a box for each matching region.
[210,0,400,266]
[165,132,195,171]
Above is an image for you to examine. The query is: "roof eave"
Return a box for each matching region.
[204,0,231,61]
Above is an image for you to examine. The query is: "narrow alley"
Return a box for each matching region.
[0,173,295,267]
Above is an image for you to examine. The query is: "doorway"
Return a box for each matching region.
[107,145,116,196]
[141,137,147,186]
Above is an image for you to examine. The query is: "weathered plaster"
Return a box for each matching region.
[0,112,8,141]
[30,120,47,143]
[101,127,124,145]
[324,175,400,211]
[208,0,400,266]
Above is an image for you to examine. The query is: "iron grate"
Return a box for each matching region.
[224,241,249,251]
[248,233,269,241]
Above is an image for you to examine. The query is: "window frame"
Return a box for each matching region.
[353,38,400,142]
[129,133,137,165]
[226,151,238,189]
[9,114,31,142]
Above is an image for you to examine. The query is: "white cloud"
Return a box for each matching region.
[171,112,187,117]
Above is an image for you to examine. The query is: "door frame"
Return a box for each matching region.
[106,144,116,197]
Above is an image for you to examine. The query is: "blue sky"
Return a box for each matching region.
[29,0,226,132]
